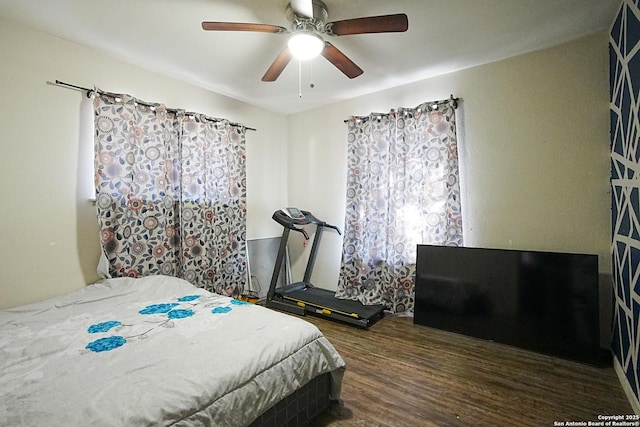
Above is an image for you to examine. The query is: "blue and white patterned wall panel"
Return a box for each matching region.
[611,0,640,404]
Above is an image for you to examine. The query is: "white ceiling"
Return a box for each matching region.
[0,0,620,115]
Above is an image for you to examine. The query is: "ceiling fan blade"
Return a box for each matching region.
[327,14,408,36]
[262,47,293,82]
[201,22,287,33]
[289,0,314,18]
[321,42,363,79]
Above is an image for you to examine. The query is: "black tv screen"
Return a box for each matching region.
[414,245,601,365]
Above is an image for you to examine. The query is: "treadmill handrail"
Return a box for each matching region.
[323,223,342,235]
[297,227,309,240]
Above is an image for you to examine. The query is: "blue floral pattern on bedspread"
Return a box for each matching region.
[86,336,127,352]
[167,309,195,319]
[83,294,250,353]
[88,320,122,334]
[177,295,201,302]
[139,303,179,315]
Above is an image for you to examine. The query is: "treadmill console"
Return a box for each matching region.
[283,207,304,219]
[272,209,342,234]
[273,209,316,227]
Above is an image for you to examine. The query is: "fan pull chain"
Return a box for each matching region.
[297,60,316,98]
[298,59,302,98]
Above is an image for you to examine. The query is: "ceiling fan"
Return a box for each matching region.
[201,0,408,82]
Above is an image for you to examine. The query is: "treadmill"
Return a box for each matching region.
[266,208,385,328]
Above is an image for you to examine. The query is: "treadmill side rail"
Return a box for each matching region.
[266,298,306,316]
[269,294,383,328]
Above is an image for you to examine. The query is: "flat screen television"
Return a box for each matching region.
[414,245,602,365]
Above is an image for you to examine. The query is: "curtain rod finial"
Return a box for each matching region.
[449,94,458,109]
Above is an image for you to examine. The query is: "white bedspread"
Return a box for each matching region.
[0,275,345,426]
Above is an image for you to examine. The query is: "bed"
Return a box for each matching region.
[0,275,345,426]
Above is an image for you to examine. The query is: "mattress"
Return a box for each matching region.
[0,275,345,426]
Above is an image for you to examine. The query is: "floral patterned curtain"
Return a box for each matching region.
[336,99,463,313]
[93,91,247,296]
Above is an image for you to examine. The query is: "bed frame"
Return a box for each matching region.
[250,373,331,426]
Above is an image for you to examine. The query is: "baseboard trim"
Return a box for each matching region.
[613,356,640,414]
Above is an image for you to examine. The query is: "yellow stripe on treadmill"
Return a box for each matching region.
[282,296,361,319]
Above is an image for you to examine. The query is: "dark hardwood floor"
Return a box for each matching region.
[305,314,632,427]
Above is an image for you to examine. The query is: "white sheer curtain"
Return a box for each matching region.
[336,98,463,313]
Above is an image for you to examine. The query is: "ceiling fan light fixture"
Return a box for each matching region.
[288,31,324,60]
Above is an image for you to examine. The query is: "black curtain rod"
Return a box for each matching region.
[54,80,94,97]
[343,95,460,123]
[52,80,257,131]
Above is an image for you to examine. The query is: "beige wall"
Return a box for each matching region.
[0,16,611,318]
[0,17,288,309]
[286,31,611,299]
